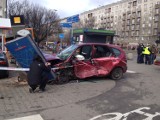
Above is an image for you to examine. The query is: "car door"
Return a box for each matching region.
[92,45,118,76]
[73,45,98,79]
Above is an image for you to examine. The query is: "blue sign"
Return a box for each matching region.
[59,33,64,39]
[67,14,79,23]
[60,23,72,28]
[5,36,38,68]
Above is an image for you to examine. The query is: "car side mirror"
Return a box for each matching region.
[75,54,85,61]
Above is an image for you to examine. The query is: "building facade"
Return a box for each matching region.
[79,0,160,44]
[0,0,7,18]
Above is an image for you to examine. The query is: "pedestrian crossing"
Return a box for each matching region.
[6,114,43,120]
[127,70,136,73]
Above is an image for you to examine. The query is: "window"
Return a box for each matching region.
[155,15,159,21]
[126,32,129,36]
[93,45,111,58]
[136,30,139,36]
[138,0,142,4]
[131,25,135,30]
[136,25,140,29]
[144,4,147,11]
[133,1,137,6]
[155,22,158,28]
[137,11,141,17]
[154,29,158,35]
[132,19,135,24]
[111,48,121,57]
[155,9,159,14]
[137,18,141,23]
[127,20,130,25]
[80,45,92,59]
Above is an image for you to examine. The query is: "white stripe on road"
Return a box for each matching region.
[6,114,43,120]
[127,70,136,73]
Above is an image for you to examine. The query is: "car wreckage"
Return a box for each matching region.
[44,43,127,84]
[5,34,127,84]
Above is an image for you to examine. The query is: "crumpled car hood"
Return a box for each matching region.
[43,53,60,61]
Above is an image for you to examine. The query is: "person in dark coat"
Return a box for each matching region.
[27,55,51,93]
[137,43,144,63]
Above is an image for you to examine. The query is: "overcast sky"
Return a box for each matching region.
[29,0,120,18]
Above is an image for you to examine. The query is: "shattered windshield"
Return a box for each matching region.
[57,44,78,60]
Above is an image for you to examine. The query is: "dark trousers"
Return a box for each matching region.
[145,54,151,65]
[150,54,156,64]
[39,72,49,90]
[30,72,49,91]
[137,54,144,63]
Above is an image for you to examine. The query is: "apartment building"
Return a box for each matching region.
[0,0,6,18]
[79,0,160,44]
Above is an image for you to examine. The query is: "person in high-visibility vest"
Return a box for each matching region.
[142,44,151,65]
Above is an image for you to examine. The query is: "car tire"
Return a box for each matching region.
[110,67,123,80]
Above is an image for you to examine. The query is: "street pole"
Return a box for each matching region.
[6,0,7,18]
[70,22,74,44]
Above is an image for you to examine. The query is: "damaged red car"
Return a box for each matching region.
[45,43,127,83]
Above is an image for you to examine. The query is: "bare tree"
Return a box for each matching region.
[8,0,62,44]
[82,17,96,29]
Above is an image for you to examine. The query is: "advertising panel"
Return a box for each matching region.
[5,36,55,80]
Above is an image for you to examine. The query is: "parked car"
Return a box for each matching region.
[44,43,127,83]
[0,51,9,78]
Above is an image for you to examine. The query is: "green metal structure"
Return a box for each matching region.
[72,28,115,44]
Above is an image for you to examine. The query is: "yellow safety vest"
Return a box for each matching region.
[142,47,150,55]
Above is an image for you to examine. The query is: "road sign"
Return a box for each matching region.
[59,33,64,39]
[60,23,72,28]
[67,14,79,23]
[0,18,11,28]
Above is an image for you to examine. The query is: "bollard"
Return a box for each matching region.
[127,53,133,60]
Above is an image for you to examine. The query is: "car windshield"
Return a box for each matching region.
[57,44,78,60]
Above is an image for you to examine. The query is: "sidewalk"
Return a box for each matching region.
[0,76,115,120]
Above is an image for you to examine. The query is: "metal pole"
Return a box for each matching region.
[70,22,74,44]
[6,0,7,18]
[2,34,4,52]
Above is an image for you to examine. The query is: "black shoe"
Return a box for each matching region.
[29,88,34,93]
[38,89,45,93]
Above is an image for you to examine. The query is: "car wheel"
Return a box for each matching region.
[110,67,123,80]
[56,70,69,84]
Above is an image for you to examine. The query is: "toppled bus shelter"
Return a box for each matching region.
[5,35,55,81]
[72,28,115,44]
